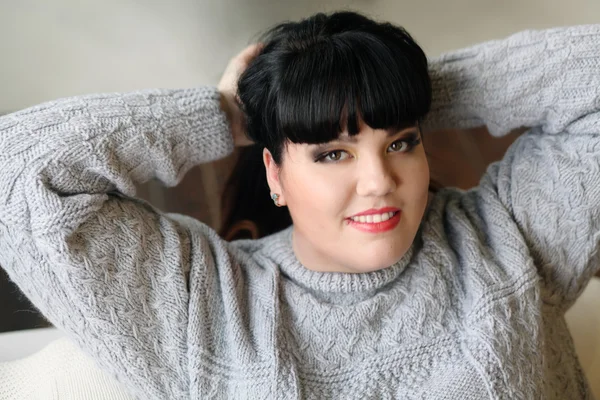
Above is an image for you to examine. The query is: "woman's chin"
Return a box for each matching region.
[347,253,407,274]
[353,244,410,271]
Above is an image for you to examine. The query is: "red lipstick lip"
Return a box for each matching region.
[349,207,400,218]
[347,210,402,233]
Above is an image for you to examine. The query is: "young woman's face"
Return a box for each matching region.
[264,122,430,274]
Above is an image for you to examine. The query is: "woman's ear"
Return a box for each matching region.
[263,148,286,206]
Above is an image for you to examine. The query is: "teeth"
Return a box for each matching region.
[351,211,396,223]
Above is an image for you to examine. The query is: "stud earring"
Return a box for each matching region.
[271,193,281,207]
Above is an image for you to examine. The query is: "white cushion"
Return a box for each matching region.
[0,337,134,400]
[0,327,63,362]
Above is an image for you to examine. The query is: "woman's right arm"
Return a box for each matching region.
[0,86,234,398]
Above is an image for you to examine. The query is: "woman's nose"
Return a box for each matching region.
[355,156,398,197]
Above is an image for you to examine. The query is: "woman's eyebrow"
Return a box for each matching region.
[335,135,358,143]
[388,127,419,137]
[335,127,419,143]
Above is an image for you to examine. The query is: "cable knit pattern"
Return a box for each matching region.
[0,25,599,399]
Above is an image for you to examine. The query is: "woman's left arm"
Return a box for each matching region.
[425,25,600,307]
[425,25,599,136]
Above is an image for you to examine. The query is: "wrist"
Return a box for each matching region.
[219,92,238,144]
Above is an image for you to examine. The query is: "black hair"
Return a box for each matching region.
[220,11,432,240]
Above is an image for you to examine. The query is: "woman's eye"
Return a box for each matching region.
[325,150,348,162]
[388,140,409,153]
[319,150,349,163]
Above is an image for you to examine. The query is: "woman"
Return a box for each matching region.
[1,11,598,399]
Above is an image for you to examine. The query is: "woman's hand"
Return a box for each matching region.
[218,43,262,147]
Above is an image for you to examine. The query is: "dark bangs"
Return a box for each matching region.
[277,31,431,145]
[237,12,432,163]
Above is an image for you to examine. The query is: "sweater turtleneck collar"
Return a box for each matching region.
[265,226,415,294]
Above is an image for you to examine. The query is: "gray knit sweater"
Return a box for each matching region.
[1,25,599,399]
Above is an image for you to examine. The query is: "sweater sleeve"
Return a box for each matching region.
[425,25,600,307]
[0,87,234,398]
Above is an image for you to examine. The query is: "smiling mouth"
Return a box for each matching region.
[346,211,402,233]
[348,211,398,224]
